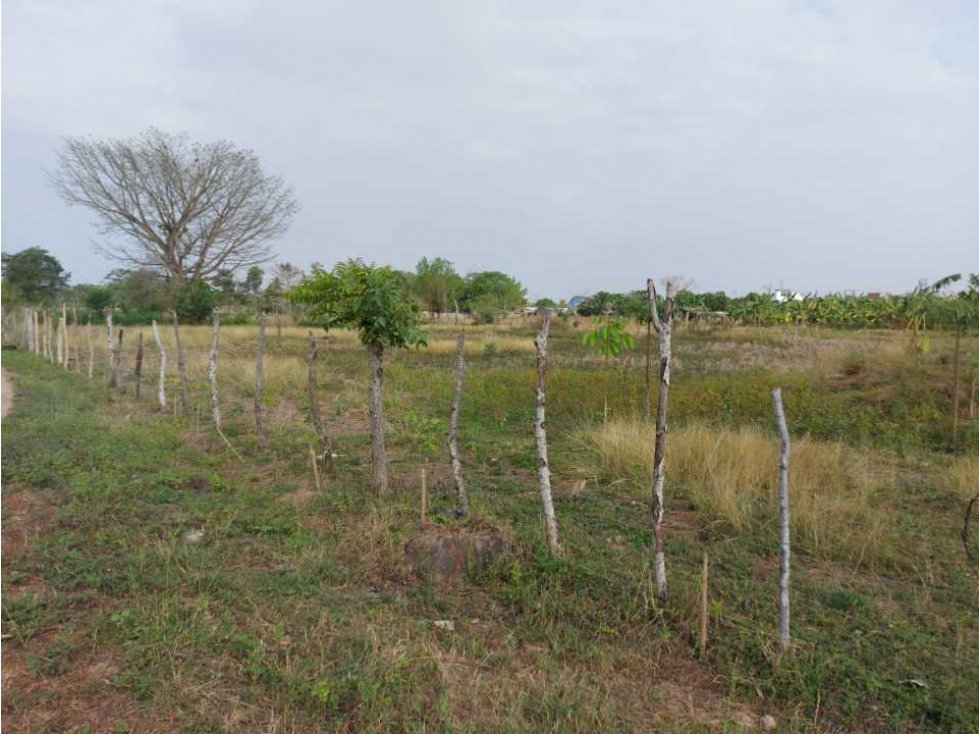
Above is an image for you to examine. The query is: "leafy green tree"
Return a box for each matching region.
[576,291,613,317]
[414,257,462,314]
[173,278,217,324]
[64,284,112,314]
[290,259,426,493]
[104,269,169,313]
[460,271,526,315]
[582,317,634,422]
[1,247,70,303]
[241,266,264,296]
[211,269,238,298]
[700,291,729,312]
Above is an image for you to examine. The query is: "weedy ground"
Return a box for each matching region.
[1,319,977,732]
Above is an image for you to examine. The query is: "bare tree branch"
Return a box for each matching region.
[50,129,299,282]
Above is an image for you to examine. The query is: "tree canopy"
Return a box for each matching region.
[51,128,298,282]
[290,259,426,349]
[413,257,462,314]
[460,271,526,314]
[1,247,70,303]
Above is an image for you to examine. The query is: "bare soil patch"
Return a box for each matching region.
[2,649,168,733]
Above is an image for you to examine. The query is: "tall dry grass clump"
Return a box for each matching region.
[946,455,979,501]
[574,420,898,565]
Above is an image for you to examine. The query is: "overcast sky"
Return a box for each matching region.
[2,0,977,298]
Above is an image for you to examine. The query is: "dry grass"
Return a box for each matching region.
[425,334,535,355]
[573,419,899,565]
[946,455,979,501]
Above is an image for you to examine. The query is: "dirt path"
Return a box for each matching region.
[2,368,13,418]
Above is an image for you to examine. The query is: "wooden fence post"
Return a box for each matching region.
[24,308,35,353]
[306,331,333,474]
[151,320,167,410]
[533,315,561,554]
[135,331,144,398]
[448,333,470,516]
[772,387,791,653]
[171,310,189,414]
[106,308,116,387]
[699,550,709,657]
[648,278,677,602]
[208,312,243,461]
[87,317,95,378]
[255,313,266,447]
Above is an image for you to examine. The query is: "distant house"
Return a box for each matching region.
[772,290,804,303]
[567,295,587,314]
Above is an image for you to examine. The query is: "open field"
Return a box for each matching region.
[2,319,978,732]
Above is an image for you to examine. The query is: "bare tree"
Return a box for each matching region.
[648,278,677,602]
[51,128,298,282]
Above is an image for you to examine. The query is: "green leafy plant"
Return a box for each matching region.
[290,259,426,493]
[581,317,634,422]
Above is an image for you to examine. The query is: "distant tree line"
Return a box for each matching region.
[4,246,977,333]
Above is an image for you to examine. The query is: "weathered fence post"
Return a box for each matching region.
[771,387,791,653]
[32,309,40,355]
[106,308,117,387]
[699,550,709,657]
[533,315,561,554]
[57,313,65,366]
[71,307,79,371]
[61,303,69,368]
[151,320,167,410]
[208,311,242,461]
[254,313,266,447]
[643,319,652,419]
[447,333,470,516]
[24,308,35,353]
[43,311,52,362]
[367,341,388,494]
[209,311,223,433]
[648,278,677,602]
[952,325,962,445]
[171,310,189,415]
[87,317,94,378]
[114,328,124,390]
[306,331,333,474]
[135,331,144,399]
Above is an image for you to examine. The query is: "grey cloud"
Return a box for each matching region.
[2,0,976,298]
